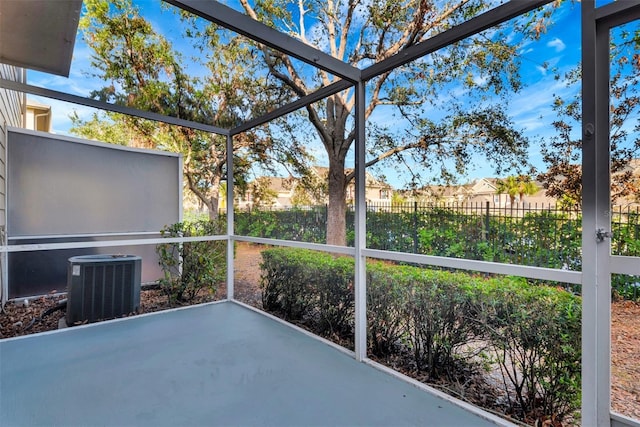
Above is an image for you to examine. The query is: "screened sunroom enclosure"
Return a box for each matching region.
[1,0,640,426]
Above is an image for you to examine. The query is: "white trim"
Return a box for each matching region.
[164,0,360,83]
[226,134,234,300]
[364,248,582,284]
[7,126,181,159]
[361,0,553,81]
[1,235,228,253]
[1,122,6,307]
[0,80,228,135]
[178,155,184,223]
[8,231,161,241]
[232,235,356,256]
[354,81,367,361]
[612,412,640,427]
[610,256,640,276]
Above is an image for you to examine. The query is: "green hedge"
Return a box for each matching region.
[260,247,581,423]
[260,248,354,338]
[241,206,640,300]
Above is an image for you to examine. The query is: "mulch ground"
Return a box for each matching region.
[1,242,639,422]
[611,300,640,420]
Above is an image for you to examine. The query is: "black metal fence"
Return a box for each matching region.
[233,202,640,298]
[363,202,582,268]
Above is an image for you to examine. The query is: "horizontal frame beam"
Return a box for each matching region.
[364,248,583,284]
[0,79,229,135]
[610,256,640,277]
[361,0,554,81]
[164,0,361,83]
[596,1,640,28]
[232,235,356,256]
[1,235,227,253]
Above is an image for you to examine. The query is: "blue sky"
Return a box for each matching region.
[27,0,585,189]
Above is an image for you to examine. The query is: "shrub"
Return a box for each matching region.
[260,248,317,320]
[260,248,354,339]
[472,278,582,421]
[367,263,478,379]
[366,266,407,356]
[156,219,226,305]
[258,247,581,423]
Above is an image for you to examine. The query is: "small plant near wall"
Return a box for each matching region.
[156,220,226,305]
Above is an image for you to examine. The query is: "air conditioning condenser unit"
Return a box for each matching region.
[66,254,141,326]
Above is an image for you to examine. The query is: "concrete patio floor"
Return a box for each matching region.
[1,301,507,426]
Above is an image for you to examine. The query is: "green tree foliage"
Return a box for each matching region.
[73,0,292,219]
[538,24,640,208]
[238,0,558,245]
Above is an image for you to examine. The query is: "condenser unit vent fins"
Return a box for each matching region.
[66,255,141,326]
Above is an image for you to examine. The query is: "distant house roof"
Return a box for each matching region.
[262,176,294,193]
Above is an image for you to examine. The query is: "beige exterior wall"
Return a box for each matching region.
[25,100,51,132]
[0,64,24,229]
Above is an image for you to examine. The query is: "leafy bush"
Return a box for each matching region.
[260,248,317,320]
[260,248,354,339]
[473,279,582,421]
[259,247,582,423]
[367,263,478,378]
[366,267,407,356]
[156,219,226,305]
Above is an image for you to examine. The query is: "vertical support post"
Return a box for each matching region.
[581,1,611,425]
[484,201,490,241]
[1,122,9,308]
[226,133,235,300]
[413,201,418,253]
[354,81,367,362]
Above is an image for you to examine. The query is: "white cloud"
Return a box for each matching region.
[547,37,566,53]
[472,75,488,86]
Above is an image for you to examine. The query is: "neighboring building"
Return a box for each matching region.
[237,167,394,210]
[25,99,52,132]
[407,177,557,208]
[340,168,393,205]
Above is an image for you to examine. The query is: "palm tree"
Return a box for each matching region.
[496,176,519,206]
[496,175,539,206]
[516,177,539,204]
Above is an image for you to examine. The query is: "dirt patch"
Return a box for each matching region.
[612,300,640,420]
[232,242,264,308]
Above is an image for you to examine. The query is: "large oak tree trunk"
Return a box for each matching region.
[326,158,347,246]
[206,194,219,221]
[207,175,221,220]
